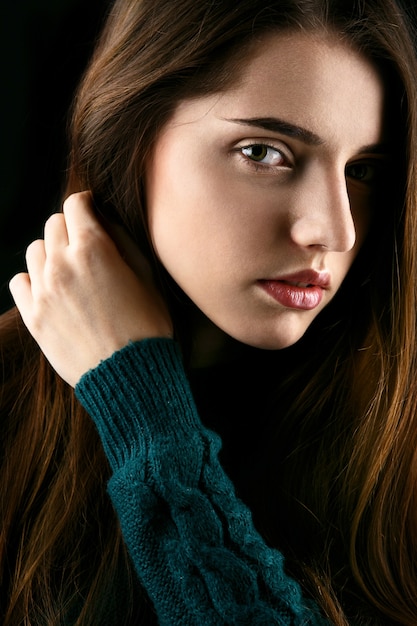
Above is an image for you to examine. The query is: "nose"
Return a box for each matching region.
[289,166,356,252]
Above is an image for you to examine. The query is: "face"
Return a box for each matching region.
[146,31,389,349]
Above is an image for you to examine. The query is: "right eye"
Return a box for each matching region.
[241,144,286,166]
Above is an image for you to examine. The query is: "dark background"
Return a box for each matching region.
[1,1,417,315]
[0,0,111,314]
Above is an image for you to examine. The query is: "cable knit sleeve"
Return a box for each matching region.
[75,338,327,626]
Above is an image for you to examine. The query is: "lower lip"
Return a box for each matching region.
[258,280,324,310]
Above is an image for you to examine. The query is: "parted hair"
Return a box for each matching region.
[1,0,417,623]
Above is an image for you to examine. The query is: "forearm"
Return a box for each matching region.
[75,338,326,625]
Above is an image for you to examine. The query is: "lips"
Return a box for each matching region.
[258,269,330,310]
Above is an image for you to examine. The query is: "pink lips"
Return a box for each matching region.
[258,270,330,310]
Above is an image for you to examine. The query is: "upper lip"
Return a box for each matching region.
[260,269,331,289]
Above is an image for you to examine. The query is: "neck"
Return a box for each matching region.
[188,313,245,369]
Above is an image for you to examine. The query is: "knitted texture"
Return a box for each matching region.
[75,338,328,625]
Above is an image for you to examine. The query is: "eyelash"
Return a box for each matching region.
[345,162,382,184]
[237,142,290,172]
[236,142,387,184]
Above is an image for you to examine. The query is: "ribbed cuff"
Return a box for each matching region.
[75,338,201,471]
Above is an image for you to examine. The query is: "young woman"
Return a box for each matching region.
[2,0,417,623]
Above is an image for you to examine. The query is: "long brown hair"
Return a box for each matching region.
[2,0,417,623]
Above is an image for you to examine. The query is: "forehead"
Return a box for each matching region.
[220,31,386,143]
[167,30,387,154]
[233,30,382,95]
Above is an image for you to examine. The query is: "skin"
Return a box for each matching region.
[147,31,389,351]
[9,31,389,386]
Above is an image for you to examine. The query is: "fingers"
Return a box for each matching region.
[24,239,46,300]
[26,238,46,273]
[9,191,98,319]
[63,191,109,247]
[9,271,32,316]
[8,190,172,386]
[42,192,104,257]
[43,212,69,255]
[10,237,49,334]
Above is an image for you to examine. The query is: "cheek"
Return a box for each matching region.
[146,162,231,290]
[146,150,256,277]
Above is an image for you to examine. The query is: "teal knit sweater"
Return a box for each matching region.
[75,338,328,625]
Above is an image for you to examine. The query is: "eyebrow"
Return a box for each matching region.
[223,116,391,155]
[224,117,324,146]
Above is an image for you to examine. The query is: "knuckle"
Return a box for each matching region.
[8,272,25,297]
[71,234,96,263]
[63,190,91,213]
[25,239,44,261]
[44,211,64,229]
[75,229,112,264]
[44,260,72,292]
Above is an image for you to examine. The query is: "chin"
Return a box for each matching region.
[230,326,310,351]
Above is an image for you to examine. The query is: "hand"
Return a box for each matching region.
[9,191,173,387]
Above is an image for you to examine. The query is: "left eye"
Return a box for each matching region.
[346,162,379,183]
[241,144,285,166]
